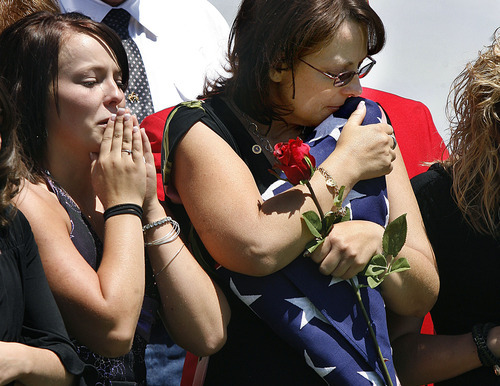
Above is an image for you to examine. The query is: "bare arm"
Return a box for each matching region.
[172,102,396,276]
[141,128,230,357]
[377,142,439,316]
[0,342,74,386]
[388,312,489,385]
[15,111,146,357]
[308,106,438,316]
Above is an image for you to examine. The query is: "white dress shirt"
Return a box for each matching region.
[59,0,230,111]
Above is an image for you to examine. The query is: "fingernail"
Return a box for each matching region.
[117,107,126,115]
[133,126,139,133]
[110,114,116,121]
[124,113,131,121]
[356,101,365,110]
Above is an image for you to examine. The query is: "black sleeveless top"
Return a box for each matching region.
[46,174,159,386]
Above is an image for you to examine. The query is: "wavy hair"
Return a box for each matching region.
[204,0,385,124]
[444,29,500,238]
[0,79,27,226]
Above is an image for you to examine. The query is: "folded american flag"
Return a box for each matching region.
[216,97,397,385]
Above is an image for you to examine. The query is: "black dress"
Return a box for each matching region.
[0,207,92,384]
[412,163,500,385]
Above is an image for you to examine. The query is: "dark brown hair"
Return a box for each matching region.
[0,11,129,181]
[0,78,27,226]
[204,0,385,123]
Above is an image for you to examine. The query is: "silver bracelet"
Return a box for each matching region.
[142,216,170,232]
[145,218,180,246]
[153,244,185,279]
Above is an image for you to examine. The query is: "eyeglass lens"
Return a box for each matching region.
[335,60,374,87]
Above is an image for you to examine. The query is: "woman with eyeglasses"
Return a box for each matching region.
[158,0,438,384]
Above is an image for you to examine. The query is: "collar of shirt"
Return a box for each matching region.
[58,0,159,38]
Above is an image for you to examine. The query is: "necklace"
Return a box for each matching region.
[246,121,274,155]
[228,98,306,155]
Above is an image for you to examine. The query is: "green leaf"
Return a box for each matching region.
[322,212,337,235]
[304,237,325,254]
[390,257,411,273]
[364,264,386,277]
[302,211,322,238]
[370,253,387,267]
[382,214,407,257]
[367,276,382,289]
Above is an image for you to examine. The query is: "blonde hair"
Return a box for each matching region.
[0,0,60,33]
[444,29,500,238]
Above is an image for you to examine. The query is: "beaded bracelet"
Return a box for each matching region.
[472,323,500,374]
[145,218,180,246]
[142,216,170,232]
[103,203,143,221]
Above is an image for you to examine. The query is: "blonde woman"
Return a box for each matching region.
[392,29,500,385]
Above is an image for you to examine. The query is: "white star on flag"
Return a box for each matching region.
[230,278,261,306]
[285,297,329,329]
[304,350,336,378]
[358,371,384,385]
[330,275,359,287]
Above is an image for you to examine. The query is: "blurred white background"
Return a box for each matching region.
[208,0,500,145]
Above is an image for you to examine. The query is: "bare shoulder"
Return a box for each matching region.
[14,179,72,234]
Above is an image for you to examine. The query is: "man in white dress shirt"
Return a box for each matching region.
[59,0,230,114]
[58,1,230,384]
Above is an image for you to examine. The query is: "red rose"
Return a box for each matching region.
[273,137,316,185]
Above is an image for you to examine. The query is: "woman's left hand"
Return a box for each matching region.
[0,341,71,385]
[140,126,164,220]
[308,220,384,280]
[0,342,20,385]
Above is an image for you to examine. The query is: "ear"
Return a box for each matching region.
[269,65,287,83]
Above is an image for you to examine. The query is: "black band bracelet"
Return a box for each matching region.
[472,323,500,368]
[103,203,143,221]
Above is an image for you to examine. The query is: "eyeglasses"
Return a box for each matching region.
[299,56,376,87]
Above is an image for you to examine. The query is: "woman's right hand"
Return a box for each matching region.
[333,101,396,182]
[90,108,146,209]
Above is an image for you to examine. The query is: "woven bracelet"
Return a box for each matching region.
[142,216,170,232]
[103,203,143,221]
[145,218,180,246]
[472,323,500,368]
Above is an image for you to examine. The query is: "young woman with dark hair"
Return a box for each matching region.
[0,11,229,384]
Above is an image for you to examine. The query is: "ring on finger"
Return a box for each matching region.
[390,133,397,150]
[121,149,133,155]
